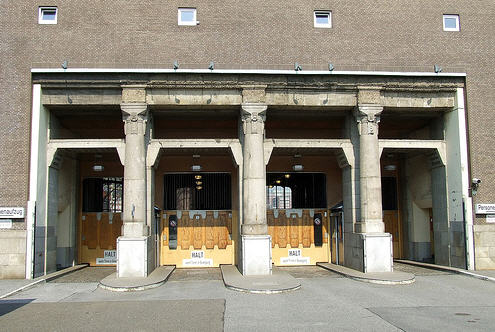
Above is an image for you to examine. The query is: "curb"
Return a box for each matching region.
[223,283,301,294]
[98,266,175,292]
[395,259,495,283]
[98,280,168,292]
[0,264,89,299]
[317,262,415,285]
[220,265,301,294]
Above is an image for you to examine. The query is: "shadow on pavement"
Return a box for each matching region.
[0,299,35,317]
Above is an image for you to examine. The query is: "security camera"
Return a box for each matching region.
[472,178,482,184]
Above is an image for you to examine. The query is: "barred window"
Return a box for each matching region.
[164,173,231,210]
[266,173,327,209]
[83,177,123,212]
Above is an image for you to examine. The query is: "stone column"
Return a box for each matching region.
[240,103,272,275]
[354,104,384,233]
[117,102,149,277]
[351,103,392,272]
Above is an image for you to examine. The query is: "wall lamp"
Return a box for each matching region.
[173,60,179,70]
[434,64,442,73]
[472,178,482,196]
[294,62,302,71]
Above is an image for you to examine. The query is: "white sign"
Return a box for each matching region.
[0,219,13,229]
[96,250,117,265]
[0,207,24,219]
[486,215,495,223]
[280,249,311,265]
[475,204,495,214]
[183,250,213,267]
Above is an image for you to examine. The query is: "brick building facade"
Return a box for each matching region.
[0,1,493,278]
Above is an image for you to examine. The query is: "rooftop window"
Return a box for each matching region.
[314,11,332,28]
[443,14,460,31]
[178,8,198,26]
[38,7,57,25]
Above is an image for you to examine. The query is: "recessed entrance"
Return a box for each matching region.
[156,150,238,268]
[78,153,124,266]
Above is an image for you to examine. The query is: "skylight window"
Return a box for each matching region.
[178,8,198,26]
[314,11,332,28]
[443,14,460,31]
[39,7,57,25]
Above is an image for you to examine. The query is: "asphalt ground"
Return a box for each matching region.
[2,263,495,331]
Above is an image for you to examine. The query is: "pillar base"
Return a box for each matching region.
[344,233,392,273]
[241,235,272,275]
[117,236,148,278]
[363,233,392,272]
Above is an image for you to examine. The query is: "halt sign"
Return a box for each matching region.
[96,250,117,265]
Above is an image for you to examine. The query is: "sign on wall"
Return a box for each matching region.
[475,204,495,214]
[280,249,310,265]
[183,250,213,267]
[0,219,13,229]
[96,250,117,265]
[486,215,495,223]
[0,207,24,219]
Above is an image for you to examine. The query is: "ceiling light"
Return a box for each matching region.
[292,164,304,171]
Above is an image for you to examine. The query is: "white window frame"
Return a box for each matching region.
[178,8,197,26]
[443,14,460,31]
[38,7,58,25]
[314,10,332,28]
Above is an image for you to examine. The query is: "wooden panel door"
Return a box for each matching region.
[383,210,401,258]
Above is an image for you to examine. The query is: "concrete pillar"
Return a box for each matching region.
[351,104,392,272]
[354,104,384,233]
[117,103,149,277]
[239,103,272,275]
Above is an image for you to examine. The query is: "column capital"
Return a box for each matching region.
[121,103,148,136]
[241,103,267,135]
[354,104,383,136]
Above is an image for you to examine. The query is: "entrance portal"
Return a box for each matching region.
[79,177,123,266]
[160,173,234,267]
[267,173,331,265]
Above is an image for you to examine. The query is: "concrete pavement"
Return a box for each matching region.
[1,264,495,331]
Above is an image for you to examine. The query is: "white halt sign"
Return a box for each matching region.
[0,207,24,219]
[96,250,117,265]
[475,204,495,214]
[280,249,310,265]
[183,250,213,267]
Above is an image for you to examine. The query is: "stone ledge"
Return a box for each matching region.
[0,264,88,299]
[396,259,495,283]
[221,265,300,294]
[317,262,415,285]
[99,265,174,292]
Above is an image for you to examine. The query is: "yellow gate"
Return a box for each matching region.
[160,210,235,267]
[268,209,330,265]
[79,212,122,266]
